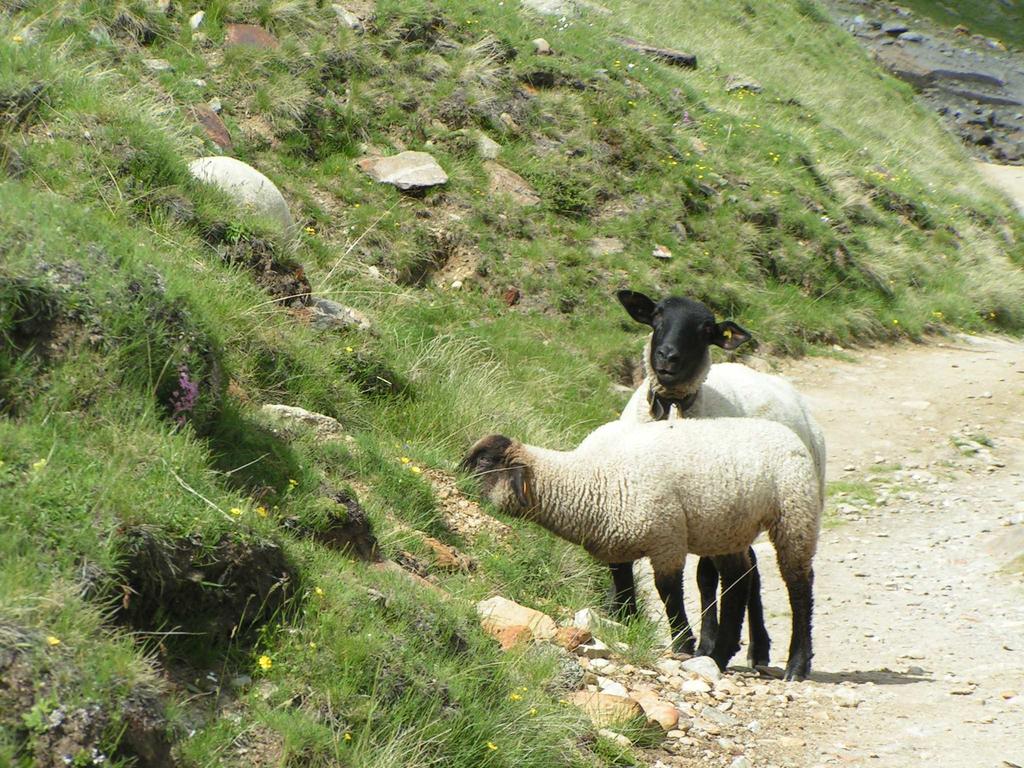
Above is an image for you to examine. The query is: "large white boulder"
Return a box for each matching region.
[188,156,295,236]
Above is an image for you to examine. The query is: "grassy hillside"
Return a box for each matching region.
[1,0,1023,765]
[896,0,1024,49]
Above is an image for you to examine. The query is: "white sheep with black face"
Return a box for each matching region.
[462,417,822,681]
[614,290,826,668]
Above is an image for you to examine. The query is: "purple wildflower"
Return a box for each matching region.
[170,363,199,425]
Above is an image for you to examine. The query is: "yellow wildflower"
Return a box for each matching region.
[486,742,498,751]
[12,35,24,44]
[409,466,422,475]
[309,642,318,650]
[509,692,522,702]
[315,586,325,597]
[892,319,899,325]
[529,707,538,716]
[345,346,354,353]
[32,458,47,472]
[256,506,268,518]
[288,478,298,489]
[46,636,61,646]
[400,456,411,464]
[304,226,316,235]
[230,507,243,517]
[344,733,352,742]
[258,655,272,671]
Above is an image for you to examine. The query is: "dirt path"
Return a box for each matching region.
[755,335,1024,767]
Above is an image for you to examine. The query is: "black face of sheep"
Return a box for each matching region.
[617,290,752,389]
[460,434,532,510]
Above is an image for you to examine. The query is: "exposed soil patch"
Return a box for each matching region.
[282,488,382,561]
[114,527,297,644]
[0,623,175,768]
[203,227,311,307]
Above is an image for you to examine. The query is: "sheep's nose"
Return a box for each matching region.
[655,347,680,371]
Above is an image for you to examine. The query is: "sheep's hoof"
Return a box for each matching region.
[747,648,771,668]
[672,637,696,655]
[782,662,811,682]
[696,640,716,658]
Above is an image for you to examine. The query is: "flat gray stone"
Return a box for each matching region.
[332,4,364,32]
[309,297,372,331]
[476,132,502,160]
[188,156,295,236]
[261,404,345,438]
[357,151,448,190]
[681,655,722,682]
[485,161,539,205]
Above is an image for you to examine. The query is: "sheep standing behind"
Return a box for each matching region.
[462,418,822,680]
[615,290,826,667]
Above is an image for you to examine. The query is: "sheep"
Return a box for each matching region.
[614,290,827,667]
[461,417,821,680]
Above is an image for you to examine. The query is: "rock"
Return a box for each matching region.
[898,31,924,42]
[729,757,752,768]
[189,11,204,30]
[224,23,279,49]
[576,638,612,659]
[421,536,473,572]
[725,75,762,93]
[630,691,680,731]
[681,656,722,683]
[699,706,737,727]
[494,624,533,650]
[332,4,364,32]
[882,22,909,36]
[680,679,712,694]
[652,244,673,259]
[476,133,501,160]
[188,156,295,235]
[357,151,448,190]
[566,691,644,728]
[208,97,222,113]
[485,161,540,205]
[614,35,697,68]
[143,58,173,73]
[554,627,593,652]
[476,596,558,641]
[597,729,632,748]
[191,104,232,152]
[655,658,682,677]
[260,404,345,438]
[308,297,372,331]
[833,687,864,708]
[533,38,552,55]
[589,237,623,256]
[598,678,629,698]
[573,607,624,636]
[522,0,577,15]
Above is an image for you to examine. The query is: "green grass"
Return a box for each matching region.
[2,0,1024,763]
[897,0,1024,49]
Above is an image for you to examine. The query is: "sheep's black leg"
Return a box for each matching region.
[745,547,772,667]
[708,552,752,672]
[608,562,639,619]
[654,567,695,654]
[695,556,720,657]
[781,566,814,681]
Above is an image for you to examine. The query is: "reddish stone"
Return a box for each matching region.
[493,624,533,651]
[225,23,279,50]
[553,626,592,652]
[191,104,232,151]
[422,536,474,573]
[503,287,521,306]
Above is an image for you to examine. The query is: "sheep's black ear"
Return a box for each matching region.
[508,465,532,508]
[711,321,752,350]
[617,290,657,326]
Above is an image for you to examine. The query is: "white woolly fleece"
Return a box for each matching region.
[496,419,821,578]
[621,360,826,497]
